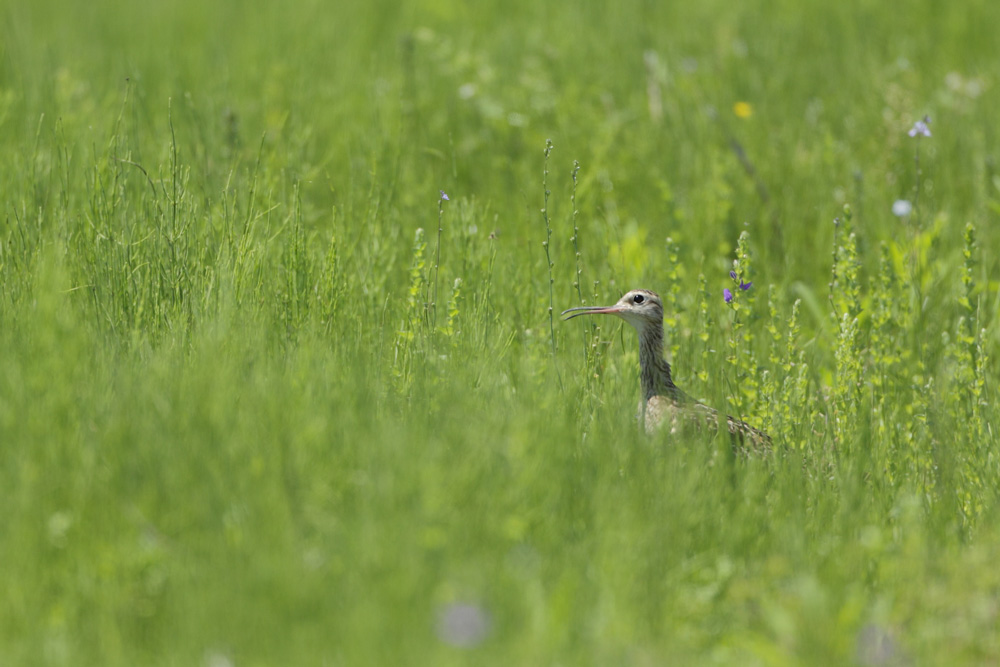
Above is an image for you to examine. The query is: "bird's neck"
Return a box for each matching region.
[637,322,677,400]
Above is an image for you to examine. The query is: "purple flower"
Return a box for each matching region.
[724,288,733,303]
[908,115,931,138]
[729,270,752,291]
[440,190,450,201]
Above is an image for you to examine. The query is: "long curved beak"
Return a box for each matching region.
[560,305,623,321]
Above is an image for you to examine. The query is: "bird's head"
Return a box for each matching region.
[561,289,663,334]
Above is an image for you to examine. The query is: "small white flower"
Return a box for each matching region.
[204,650,234,667]
[436,602,491,648]
[507,112,527,127]
[892,200,913,217]
[855,624,899,666]
[47,511,72,546]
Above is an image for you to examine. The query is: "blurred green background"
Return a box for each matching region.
[2,0,1000,664]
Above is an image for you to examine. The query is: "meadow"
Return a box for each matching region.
[2,0,1000,664]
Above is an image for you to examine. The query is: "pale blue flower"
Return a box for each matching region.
[892,199,913,217]
[440,190,450,201]
[908,115,931,138]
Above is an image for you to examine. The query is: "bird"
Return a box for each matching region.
[562,289,771,451]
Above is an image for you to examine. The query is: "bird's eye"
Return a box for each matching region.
[633,294,645,304]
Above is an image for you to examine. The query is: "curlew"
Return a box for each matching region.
[562,289,771,451]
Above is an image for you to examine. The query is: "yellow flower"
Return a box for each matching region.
[733,101,753,119]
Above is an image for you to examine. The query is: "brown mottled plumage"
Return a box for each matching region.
[562,289,771,451]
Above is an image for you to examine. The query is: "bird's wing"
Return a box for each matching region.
[644,395,719,435]
[644,395,772,453]
[725,415,773,452]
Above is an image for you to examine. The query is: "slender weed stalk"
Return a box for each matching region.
[906,116,932,308]
[964,223,987,439]
[765,284,783,369]
[973,327,988,436]
[867,240,899,445]
[540,139,561,387]
[429,190,449,326]
[830,205,861,319]
[570,160,583,303]
[948,222,981,426]
[663,236,681,364]
[444,277,462,340]
[945,255,985,522]
[476,229,498,352]
[768,292,803,443]
[697,273,712,385]
[760,284,787,436]
[723,231,757,419]
[393,227,428,389]
[406,227,428,332]
[829,206,863,447]
[280,182,312,339]
[319,224,343,334]
[909,115,931,228]
[568,160,594,368]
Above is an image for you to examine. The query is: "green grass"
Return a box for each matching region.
[3,0,1000,664]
